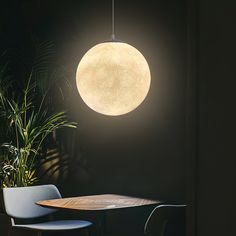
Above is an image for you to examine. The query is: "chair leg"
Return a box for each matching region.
[8,218,14,236]
[7,229,11,236]
[85,227,91,236]
[37,231,42,236]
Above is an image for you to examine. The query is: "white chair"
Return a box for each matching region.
[3,184,92,236]
[144,204,186,236]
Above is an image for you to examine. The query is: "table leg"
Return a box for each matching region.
[96,211,107,236]
[102,211,107,235]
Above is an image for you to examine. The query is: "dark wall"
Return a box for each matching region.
[0,0,187,202]
[196,1,236,236]
[60,0,187,203]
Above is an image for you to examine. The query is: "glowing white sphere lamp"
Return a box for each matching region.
[76,0,151,116]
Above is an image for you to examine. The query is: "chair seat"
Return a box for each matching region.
[13,220,92,231]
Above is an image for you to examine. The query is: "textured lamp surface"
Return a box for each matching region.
[76,42,151,116]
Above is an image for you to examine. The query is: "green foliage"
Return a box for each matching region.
[0,64,77,187]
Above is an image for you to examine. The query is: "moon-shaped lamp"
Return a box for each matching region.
[76,42,151,116]
[76,0,151,116]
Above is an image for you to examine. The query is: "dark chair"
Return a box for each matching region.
[144,205,186,236]
[2,184,92,236]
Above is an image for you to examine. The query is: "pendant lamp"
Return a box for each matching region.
[76,0,151,116]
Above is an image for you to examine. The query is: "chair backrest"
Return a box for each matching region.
[3,184,61,219]
[144,204,186,236]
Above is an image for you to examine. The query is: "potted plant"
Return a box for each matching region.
[0,73,77,187]
[0,63,77,209]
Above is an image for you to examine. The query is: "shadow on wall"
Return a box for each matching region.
[38,129,91,195]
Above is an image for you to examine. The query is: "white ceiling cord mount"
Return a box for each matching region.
[76,0,151,116]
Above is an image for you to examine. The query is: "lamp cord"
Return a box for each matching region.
[111,0,115,40]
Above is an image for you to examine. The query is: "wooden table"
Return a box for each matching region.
[37,194,162,236]
[37,194,162,211]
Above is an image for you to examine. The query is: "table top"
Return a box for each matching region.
[37,194,162,211]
